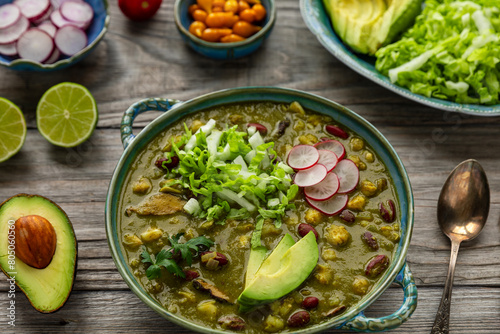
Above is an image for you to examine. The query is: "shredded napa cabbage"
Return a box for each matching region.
[163,120,298,248]
[375,0,500,105]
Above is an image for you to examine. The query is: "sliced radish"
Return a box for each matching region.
[60,0,93,24]
[304,172,340,201]
[306,194,348,216]
[51,9,87,29]
[0,15,29,44]
[44,46,60,63]
[294,164,327,187]
[15,0,51,22]
[51,0,82,10]
[32,5,53,25]
[315,140,346,160]
[54,25,87,56]
[0,42,18,56]
[317,149,338,172]
[17,28,54,62]
[0,4,21,30]
[287,145,319,170]
[333,159,359,194]
[38,21,57,37]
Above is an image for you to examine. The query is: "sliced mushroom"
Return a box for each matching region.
[192,278,233,303]
[126,193,186,216]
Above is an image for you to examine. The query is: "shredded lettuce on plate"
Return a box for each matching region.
[163,120,298,248]
[375,0,500,105]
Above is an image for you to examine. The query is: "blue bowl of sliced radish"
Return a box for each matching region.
[0,0,109,71]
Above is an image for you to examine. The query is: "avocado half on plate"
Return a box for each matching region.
[323,0,423,55]
[0,194,77,313]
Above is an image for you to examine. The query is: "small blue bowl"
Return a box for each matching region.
[174,0,275,60]
[0,0,109,71]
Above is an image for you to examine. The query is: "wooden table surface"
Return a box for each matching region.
[1,1,500,333]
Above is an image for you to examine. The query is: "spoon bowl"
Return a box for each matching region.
[431,159,490,334]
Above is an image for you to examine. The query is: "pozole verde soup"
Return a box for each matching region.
[118,102,400,333]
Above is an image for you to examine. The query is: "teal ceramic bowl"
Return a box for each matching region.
[106,87,417,333]
[0,0,109,71]
[300,0,500,116]
[174,0,275,60]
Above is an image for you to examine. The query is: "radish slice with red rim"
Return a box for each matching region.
[54,25,87,56]
[306,194,348,216]
[38,21,57,37]
[315,140,346,160]
[287,145,319,170]
[60,0,93,24]
[0,4,21,30]
[51,0,82,10]
[15,0,50,22]
[44,46,60,63]
[317,149,338,172]
[51,9,87,29]
[17,28,54,63]
[0,42,18,56]
[32,5,54,25]
[333,159,359,194]
[0,15,29,44]
[294,164,327,187]
[304,172,340,201]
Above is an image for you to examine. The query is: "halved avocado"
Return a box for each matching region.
[0,194,77,313]
[238,232,318,312]
[324,0,423,55]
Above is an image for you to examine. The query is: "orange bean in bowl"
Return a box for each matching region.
[224,0,239,14]
[232,20,261,37]
[252,3,266,21]
[189,21,207,38]
[239,8,256,23]
[201,28,232,42]
[188,4,200,14]
[193,9,208,22]
[212,0,225,7]
[238,0,250,12]
[221,34,246,43]
[212,6,223,12]
[206,12,237,28]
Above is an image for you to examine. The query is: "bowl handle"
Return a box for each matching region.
[341,262,418,332]
[121,98,183,149]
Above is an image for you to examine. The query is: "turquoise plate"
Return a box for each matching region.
[300,0,500,116]
[106,87,417,333]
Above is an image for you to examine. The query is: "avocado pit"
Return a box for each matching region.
[14,215,57,269]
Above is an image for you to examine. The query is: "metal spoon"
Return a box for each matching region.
[431,159,490,334]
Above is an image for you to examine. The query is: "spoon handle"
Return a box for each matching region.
[431,239,461,334]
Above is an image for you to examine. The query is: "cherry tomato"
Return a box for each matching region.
[118,0,163,21]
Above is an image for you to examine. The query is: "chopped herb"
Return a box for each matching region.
[141,233,214,280]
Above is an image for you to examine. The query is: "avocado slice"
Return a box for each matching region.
[0,194,77,313]
[324,0,422,55]
[244,234,295,288]
[238,232,318,312]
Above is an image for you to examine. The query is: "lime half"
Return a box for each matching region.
[0,98,27,163]
[36,82,98,148]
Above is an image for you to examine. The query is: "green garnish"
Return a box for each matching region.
[141,233,214,280]
[163,120,297,248]
[375,0,500,105]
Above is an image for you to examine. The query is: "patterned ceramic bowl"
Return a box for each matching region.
[0,0,109,71]
[106,87,417,333]
[174,0,275,60]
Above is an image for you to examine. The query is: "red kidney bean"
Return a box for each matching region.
[247,123,268,136]
[287,310,310,327]
[155,156,179,170]
[301,296,319,309]
[362,232,379,250]
[298,223,319,240]
[201,251,229,267]
[325,125,349,139]
[365,254,389,278]
[218,315,246,331]
[339,210,355,223]
[379,200,396,223]
[183,269,200,281]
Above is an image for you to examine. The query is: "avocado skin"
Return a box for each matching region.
[0,194,78,313]
[324,0,423,55]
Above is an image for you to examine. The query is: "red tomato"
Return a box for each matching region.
[118,0,163,21]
